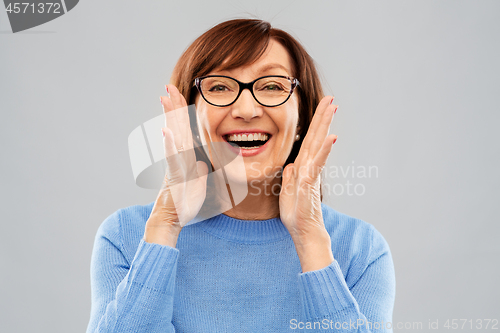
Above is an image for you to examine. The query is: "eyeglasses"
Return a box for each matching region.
[193,75,300,107]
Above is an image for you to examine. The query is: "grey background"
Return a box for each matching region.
[1,0,499,332]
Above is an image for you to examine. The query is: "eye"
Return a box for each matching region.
[259,82,285,91]
[208,84,230,92]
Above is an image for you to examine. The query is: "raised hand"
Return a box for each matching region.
[144,85,209,247]
[279,96,338,272]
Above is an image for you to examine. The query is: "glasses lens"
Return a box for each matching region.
[254,77,292,106]
[200,77,239,106]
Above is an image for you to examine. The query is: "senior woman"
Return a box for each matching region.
[87,19,395,332]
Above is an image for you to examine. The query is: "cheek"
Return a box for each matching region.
[195,102,224,139]
[281,107,300,152]
[283,96,300,129]
[278,108,299,140]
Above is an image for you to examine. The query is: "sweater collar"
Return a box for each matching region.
[196,213,291,244]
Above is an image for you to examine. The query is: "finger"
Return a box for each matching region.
[166,84,187,109]
[164,85,193,151]
[310,134,337,180]
[162,126,183,183]
[162,97,198,186]
[282,163,295,183]
[308,103,337,158]
[162,127,197,186]
[280,164,296,197]
[161,95,183,149]
[166,84,189,139]
[161,97,192,153]
[166,84,190,148]
[196,160,209,179]
[162,126,178,158]
[295,96,333,163]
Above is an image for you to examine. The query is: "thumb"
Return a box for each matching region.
[196,160,209,180]
[282,163,295,183]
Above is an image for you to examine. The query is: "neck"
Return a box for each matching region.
[223,180,280,220]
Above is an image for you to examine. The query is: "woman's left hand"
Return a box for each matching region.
[279,96,338,272]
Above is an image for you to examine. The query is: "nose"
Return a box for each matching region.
[229,89,263,121]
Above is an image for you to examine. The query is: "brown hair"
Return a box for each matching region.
[170,18,325,167]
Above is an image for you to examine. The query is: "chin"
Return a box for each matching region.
[224,159,278,187]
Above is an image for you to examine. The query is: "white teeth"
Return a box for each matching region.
[227,133,269,142]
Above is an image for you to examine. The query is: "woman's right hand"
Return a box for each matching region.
[143,84,209,247]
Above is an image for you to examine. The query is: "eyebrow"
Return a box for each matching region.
[257,63,291,76]
[214,63,291,77]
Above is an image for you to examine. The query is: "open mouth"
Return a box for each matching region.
[223,133,271,150]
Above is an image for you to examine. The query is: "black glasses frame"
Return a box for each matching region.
[193,75,300,107]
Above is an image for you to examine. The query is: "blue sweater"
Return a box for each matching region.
[86,202,395,332]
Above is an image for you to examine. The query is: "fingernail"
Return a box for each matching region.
[165,85,169,94]
[334,105,338,114]
[161,128,165,137]
[332,136,337,145]
[329,97,334,105]
[159,96,163,106]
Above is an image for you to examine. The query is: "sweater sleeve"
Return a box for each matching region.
[86,209,179,333]
[297,226,396,332]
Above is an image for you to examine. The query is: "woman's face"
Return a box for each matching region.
[195,39,299,186]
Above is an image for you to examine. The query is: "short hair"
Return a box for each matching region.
[170,18,325,167]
